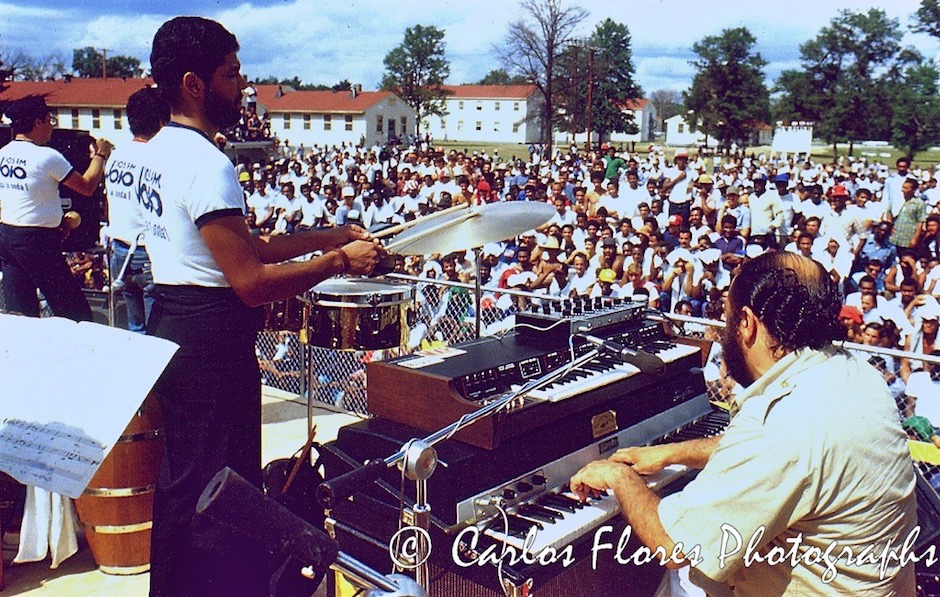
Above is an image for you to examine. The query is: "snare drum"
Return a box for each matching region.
[300,278,414,350]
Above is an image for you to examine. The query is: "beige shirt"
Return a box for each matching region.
[659,348,916,596]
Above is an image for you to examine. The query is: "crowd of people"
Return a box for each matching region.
[237,142,940,383]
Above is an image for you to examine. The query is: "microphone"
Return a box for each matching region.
[575,331,637,360]
[574,330,665,374]
[196,467,339,572]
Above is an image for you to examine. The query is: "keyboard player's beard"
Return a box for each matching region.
[721,313,755,388]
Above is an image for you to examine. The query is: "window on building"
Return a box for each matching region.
[284,114,291,129]
[512,123,520,133]
[493,121,500,132]
[514,102,520,111]
[400,116,406,133]
[440,119,446,129]
[677,123,684,133]
[345,115,353,131]
[113,109,122,130]
[71,109,79,129]
[475,121,482,131]
[324,114,332,131]
[91,109,100,129]
[376,115,384,133]
[476,101,483,111]
[457,121,464,131]
[495,101,500,111]
[303,114,311,130]
[458,101,464,110]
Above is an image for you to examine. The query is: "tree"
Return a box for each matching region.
[890,59,940,159]
[495,0,588,155]
[380,24,451,136]
[72,47,141,78]
[17,52,68,81]
[913,0,940,39]
[649,89,683,123]
[684,27,770,152]
[477,69,529,85]
[774,9,902,155]
[554,19,643,143]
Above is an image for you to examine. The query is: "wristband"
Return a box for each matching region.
[335,247,351,274]
[94,153,108,159]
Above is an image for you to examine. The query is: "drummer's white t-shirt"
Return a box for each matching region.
[0,140,74,228]
[136,123,244,287]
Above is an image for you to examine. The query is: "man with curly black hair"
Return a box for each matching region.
[572,252,917,595]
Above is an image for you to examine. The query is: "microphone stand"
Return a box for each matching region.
[108,232,144,327]
[319,341,609,594]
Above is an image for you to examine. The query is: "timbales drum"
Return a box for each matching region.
[300,278,413,350]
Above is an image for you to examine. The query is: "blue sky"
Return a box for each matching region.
[1,0,936,93]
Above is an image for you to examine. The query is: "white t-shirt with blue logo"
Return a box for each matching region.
[136,123,244,287]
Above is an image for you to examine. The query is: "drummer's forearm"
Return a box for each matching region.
[253,229,332,263]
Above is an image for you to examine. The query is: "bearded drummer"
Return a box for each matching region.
[141,17,384,596]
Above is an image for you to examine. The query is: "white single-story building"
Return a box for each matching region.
[421,84,543,144]
[664,114,715,148]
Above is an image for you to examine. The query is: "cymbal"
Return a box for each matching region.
[386,201,555,256]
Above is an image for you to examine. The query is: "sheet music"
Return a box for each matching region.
[0,314,178,498]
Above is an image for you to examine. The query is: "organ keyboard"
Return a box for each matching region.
[367,312,704,448]
[321,309,723,594]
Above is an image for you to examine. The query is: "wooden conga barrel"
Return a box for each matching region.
[73,397,163,575]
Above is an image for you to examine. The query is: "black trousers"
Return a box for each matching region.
[147,285,267,597]
[0,223,91,321]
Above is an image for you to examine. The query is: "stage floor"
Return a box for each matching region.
[1,387,361,596]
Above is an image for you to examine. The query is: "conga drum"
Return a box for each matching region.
[73,396,163,575]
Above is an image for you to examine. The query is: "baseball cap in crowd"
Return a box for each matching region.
[598,269,618,283]
[774,173,790,183]
[600,237,617,248]
[341,186,355,198]
[668,215,683,227]
[920,303,940,322]
[698,174,713,184]
[745,244,764,259]
[726,185,740,195]
[830,184,849,198]
[752,173,767,183]
[839,305,863,326]
[675,149,689,159]
[238,172,250,182]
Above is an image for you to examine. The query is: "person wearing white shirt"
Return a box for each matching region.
[662,149,693,221]
[0,96,113,321]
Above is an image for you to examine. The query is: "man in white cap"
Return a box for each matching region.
[663,149,693,222]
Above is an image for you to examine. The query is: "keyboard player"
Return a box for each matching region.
[571,252,917,595]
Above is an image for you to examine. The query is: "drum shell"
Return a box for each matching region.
[301,279,413,350]
[73,397,163,575]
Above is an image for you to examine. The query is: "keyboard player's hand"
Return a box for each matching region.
[570,460,632,502]
[609,445,671,476]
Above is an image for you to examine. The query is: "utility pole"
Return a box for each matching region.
[586,47,594,153]
[97,48,110,79]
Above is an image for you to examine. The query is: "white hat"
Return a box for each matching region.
[341,186,355,198]
[507,271,537,287]
[745,244,764,258]
[698,248,721,264]
[482,243,503,258]
[667,248,694,265]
